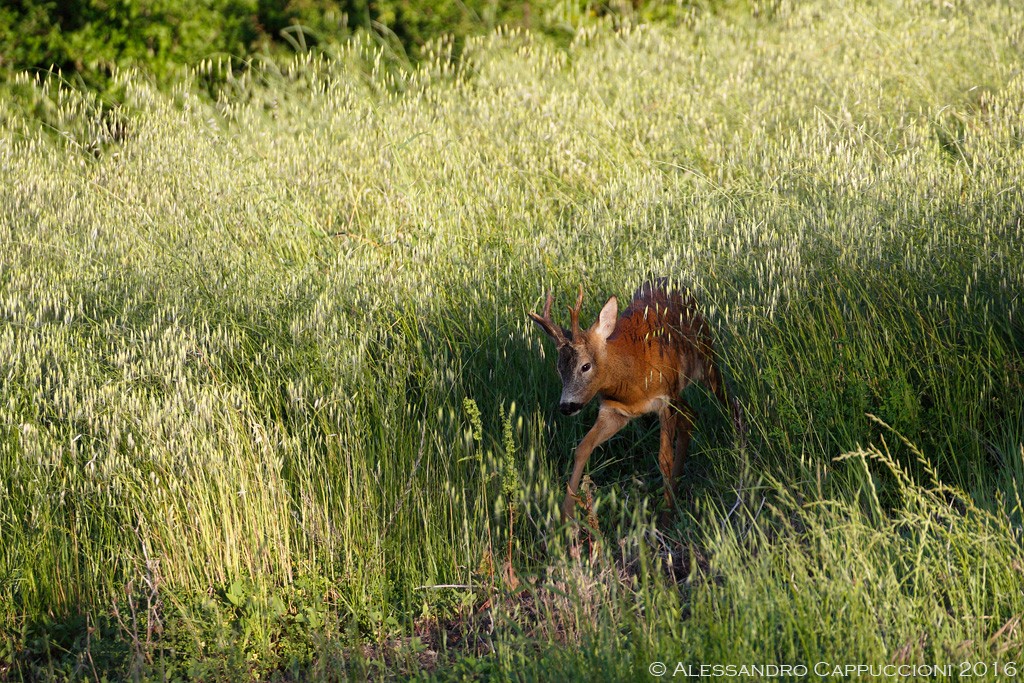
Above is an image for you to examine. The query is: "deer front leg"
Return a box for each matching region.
[658,399,695,521]
[562,407,630,522]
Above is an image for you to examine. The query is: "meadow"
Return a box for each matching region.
[1,0,1023,679]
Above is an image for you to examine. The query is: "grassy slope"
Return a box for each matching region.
[1,0,1023,679]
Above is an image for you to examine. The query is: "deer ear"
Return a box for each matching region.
[593,296,618,341]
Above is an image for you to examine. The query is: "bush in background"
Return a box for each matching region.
[0,0,701,86]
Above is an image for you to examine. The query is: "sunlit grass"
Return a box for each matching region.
[1,0,1023,679]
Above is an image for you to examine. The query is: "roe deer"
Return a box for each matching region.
[528,279,730,524]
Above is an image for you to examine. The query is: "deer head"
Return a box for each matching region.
[528,285,618,415]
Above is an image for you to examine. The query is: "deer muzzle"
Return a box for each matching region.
[559,401,583,416]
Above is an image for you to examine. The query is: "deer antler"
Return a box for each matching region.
[528,291,570,346]
[568,284,584,340]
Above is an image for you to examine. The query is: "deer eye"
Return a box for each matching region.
[580,363,592,373]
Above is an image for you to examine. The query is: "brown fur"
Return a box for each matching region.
[529,279,729,524]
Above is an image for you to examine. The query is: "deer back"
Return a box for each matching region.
[599,281,721,408]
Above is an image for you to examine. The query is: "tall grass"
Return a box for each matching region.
[1,0,1023,678]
